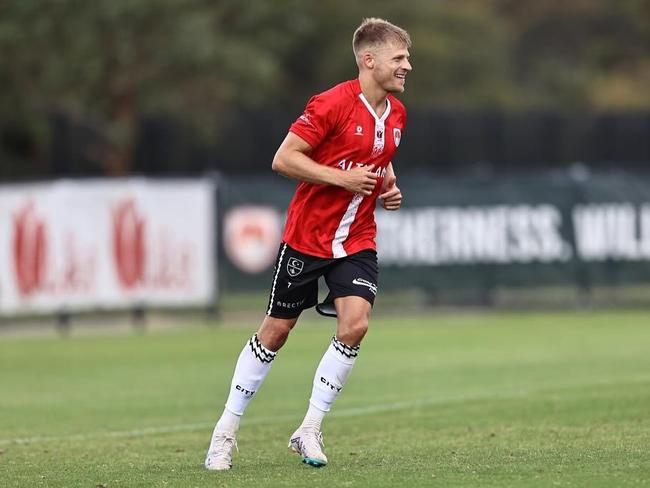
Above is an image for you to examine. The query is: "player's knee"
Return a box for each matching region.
[257,316,297,351]
[258,327,290,352]
[339,316,368,345]
[353,318,369,340]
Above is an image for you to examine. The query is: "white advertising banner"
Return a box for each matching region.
[0,178,215,315]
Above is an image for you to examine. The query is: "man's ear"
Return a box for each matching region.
[362,52,375,69]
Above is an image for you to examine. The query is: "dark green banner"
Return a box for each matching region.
[217,171,650,298]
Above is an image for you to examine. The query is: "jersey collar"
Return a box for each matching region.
[354,80,391,123]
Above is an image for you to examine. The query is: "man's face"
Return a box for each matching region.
[371,41,412,94]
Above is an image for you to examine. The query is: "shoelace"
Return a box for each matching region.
[299,430,324,454]
[212,433,239,455]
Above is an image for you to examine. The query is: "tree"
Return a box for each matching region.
[0,0,314,174]
[1,0,650,176]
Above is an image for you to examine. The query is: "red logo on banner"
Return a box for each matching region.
[112,199,146,289]
[13,202,48,296]
[224,206,281,273]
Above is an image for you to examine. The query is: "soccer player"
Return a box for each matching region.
[205,17,411,470]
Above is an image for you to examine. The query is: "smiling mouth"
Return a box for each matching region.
[395,73,407,80]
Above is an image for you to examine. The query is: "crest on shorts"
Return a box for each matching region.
[287,257,304,277]
[393,128,402,147]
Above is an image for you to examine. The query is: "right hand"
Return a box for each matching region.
[340,164,378,196]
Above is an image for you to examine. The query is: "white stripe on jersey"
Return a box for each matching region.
[332,194,364,258]
[330,95,393,258]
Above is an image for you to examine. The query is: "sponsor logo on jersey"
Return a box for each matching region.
[336,160,388,179]
[287,257,304,277]
[393,128,401,146]
[352,277,377,295]
[355,125,363,136]
[299,112,313,127]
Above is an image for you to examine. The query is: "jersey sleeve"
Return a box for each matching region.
[289,93,338,149]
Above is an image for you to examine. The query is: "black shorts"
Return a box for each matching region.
[265,243,378,319]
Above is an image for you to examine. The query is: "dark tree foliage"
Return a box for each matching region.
[1,0,649,174]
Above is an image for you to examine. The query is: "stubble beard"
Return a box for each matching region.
[376,71,405,95]
[386,77,406,94]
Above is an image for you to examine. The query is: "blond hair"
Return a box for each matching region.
[352,17,411,61]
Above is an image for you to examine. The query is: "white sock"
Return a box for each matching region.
[300,402,327,431]
[215,407,240,433]
[216,334,277,432]
[304,336,360,427]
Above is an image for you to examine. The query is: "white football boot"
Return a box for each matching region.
[288,428,328,467]
[204,428,238,471]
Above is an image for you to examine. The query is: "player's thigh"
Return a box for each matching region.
[323,249,379,307]
[265,243,321,319]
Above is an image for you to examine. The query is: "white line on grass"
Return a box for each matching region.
[2,374,648,446]
[0,393,490,446]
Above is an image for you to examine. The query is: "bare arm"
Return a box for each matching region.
[271,132,378,196]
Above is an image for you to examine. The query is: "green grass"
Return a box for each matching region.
[1,310,650,487]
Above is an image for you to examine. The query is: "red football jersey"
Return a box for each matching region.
[282,79,407,258]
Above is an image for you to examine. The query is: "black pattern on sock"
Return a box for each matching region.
[331,336,360,359]
[249,334,277,363]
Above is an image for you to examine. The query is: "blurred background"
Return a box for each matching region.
[2,0,650,321]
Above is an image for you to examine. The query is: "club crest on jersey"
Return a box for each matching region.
[393,128,402,147]
[287,257,304,277]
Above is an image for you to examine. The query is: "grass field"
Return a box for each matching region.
[1,310,650,487]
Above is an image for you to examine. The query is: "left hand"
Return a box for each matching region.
[379,174,402,211]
